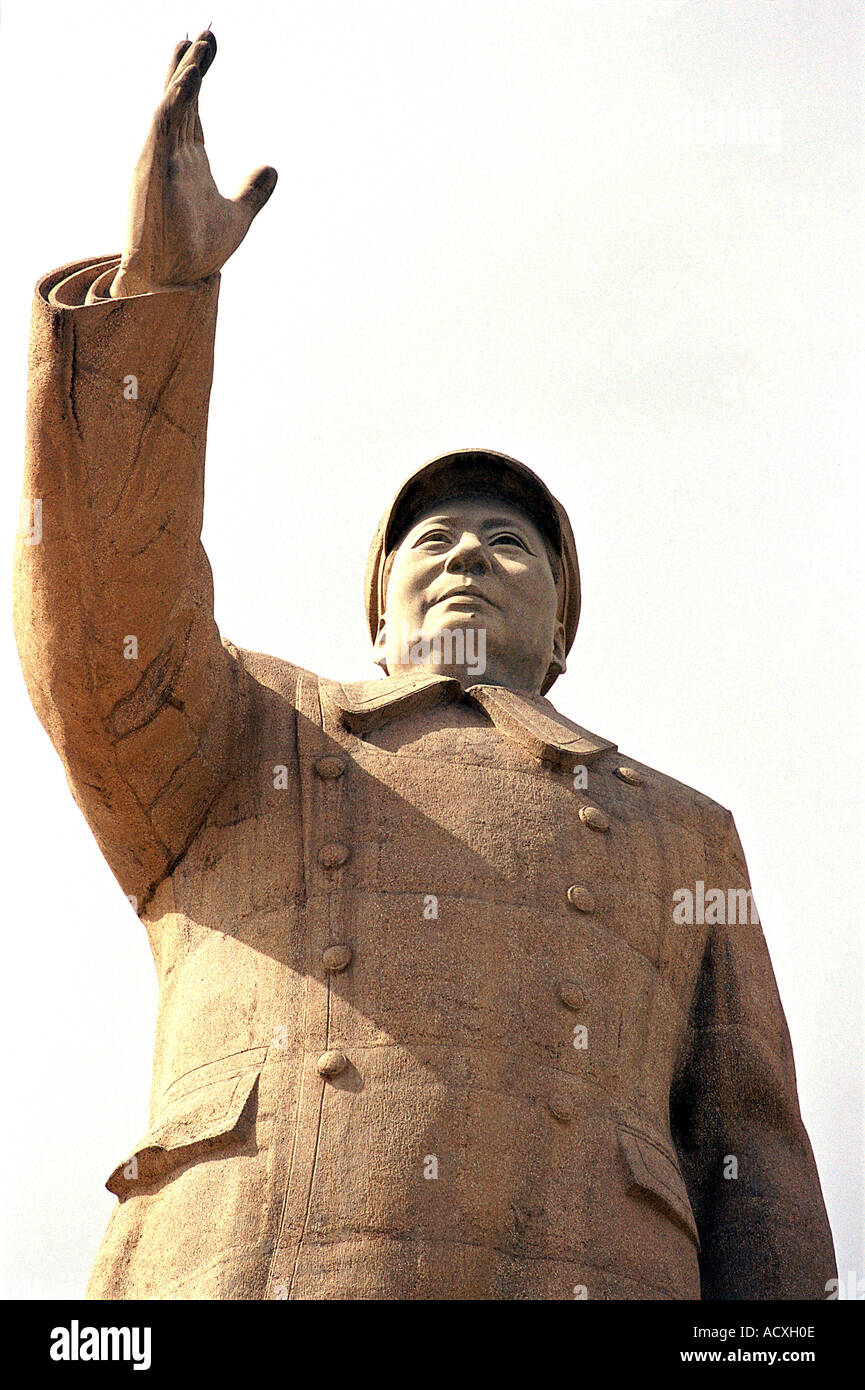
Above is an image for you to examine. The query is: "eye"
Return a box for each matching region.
[414,528,452,547]
[490,532,529,550]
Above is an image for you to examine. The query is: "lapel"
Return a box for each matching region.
[320,669,616,771]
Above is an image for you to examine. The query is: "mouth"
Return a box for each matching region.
[431,588,499,612]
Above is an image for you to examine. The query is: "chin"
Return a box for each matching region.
[395,619,492,683]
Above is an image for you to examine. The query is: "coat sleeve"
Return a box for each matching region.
[13,255,245,910]
[670,808,836,1299]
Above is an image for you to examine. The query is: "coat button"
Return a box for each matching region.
[318,843,349,869]
[614,765,644,787]
[567,884,595,913]
[547,1089,575,1122]
[317,1049,348,1079]
[322,944,353,973]
[315,755,346,779]
[559,980,587,1010]
[579,805,610,832]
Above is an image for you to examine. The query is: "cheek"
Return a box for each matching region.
[529,560,560,610]
[500,560,558,613]
[384,557,426,619]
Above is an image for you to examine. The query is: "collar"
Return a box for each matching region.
[320,668,616,771]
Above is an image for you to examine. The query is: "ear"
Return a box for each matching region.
[373,614,389,672]
[547,618,567,682]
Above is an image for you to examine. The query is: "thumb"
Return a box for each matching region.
[233,165,278,222]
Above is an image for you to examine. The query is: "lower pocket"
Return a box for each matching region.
[106,1052,266,1199]
[617,1123,700,1250]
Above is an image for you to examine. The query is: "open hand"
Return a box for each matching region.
[110,30,277,297]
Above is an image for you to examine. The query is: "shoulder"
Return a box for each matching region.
[586,739,734,849]
[225,643,323,708]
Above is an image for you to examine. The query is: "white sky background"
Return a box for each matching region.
[1,0,862,1297]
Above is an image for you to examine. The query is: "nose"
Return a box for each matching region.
[443,531,491,577]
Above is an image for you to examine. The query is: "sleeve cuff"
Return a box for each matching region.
[44,256,122,308]
[41,256,218,309]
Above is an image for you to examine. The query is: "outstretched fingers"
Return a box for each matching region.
[182,86,200,145]
[156,31,215,146]
[155,62,202,145]
[172,30,216,87]
[163,38,192,93]
[179,31,215,142]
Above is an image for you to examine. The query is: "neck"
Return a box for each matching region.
[384,652,547,696]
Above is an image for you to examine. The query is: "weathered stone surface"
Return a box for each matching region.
[12,29,836,1302]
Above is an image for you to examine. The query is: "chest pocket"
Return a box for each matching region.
[618,1123,700,1250]
[106,1047,267,1200]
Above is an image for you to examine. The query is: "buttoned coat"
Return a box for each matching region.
[13,255,836,1300]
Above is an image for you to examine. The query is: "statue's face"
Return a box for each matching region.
[374,494,566,694]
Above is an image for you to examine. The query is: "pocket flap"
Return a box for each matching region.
[618,1125,700,1250]
[106,1063,262,1198]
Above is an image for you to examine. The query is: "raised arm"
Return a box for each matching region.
[13,31,277,912]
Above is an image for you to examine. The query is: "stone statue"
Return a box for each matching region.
[14,30,835,1300]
